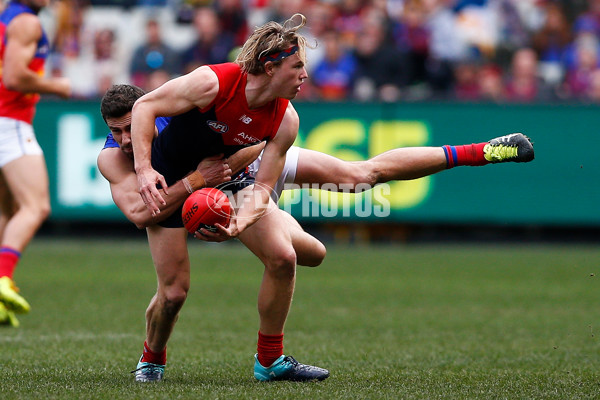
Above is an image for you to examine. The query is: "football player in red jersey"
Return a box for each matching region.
[123,15,331,382]
[0,0,71,327]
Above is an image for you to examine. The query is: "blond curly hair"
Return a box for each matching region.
[235,13,312,75]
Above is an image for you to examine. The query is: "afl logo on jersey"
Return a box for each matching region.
[207,120,229,134]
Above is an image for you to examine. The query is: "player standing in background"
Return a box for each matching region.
[0,0,71,327]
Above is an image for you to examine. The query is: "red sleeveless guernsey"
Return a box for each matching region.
[0,2,49,124]
[151,63,290,185]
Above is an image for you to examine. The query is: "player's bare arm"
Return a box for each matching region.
[192,144,266,187]
[131,66,220,213]
[228,142,265,173]
[98,149,232,228]
[200,104,298,241]
[97,148,180,228]
[3,13,70,97]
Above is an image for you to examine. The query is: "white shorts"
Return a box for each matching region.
[247,145,300,202]
[0,117,43,167]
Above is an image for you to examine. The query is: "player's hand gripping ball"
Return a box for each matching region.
[182,188,231,234]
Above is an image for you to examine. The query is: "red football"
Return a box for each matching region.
[182,188,231,234]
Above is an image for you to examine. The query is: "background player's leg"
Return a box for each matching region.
[0,155,50,314]
[0,171,17,243]
[1,155,50,253]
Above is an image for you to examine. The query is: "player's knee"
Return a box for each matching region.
[25,204,50,225]
[298,241,326,267]
[265,248,297,278]
[161,285,188,316]
[38,201,51,221]
[24,198,51,222]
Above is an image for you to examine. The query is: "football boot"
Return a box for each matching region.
[484,133,534,163]
[0,277,30,314]
[254,354,329,382]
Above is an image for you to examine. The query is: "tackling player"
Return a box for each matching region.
[0,0,71,327]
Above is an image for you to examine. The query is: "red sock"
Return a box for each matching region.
[141,341,167,365]
[442,143,488,168]
[257,331,284,367]
[0,247,21,279]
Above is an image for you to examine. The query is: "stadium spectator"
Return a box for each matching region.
[179,6,235,73]
[392,0,430,87]
[451,0,498,60]
[503,47,550,102]
[478,63,504,101]
[261,0,306,24]
[585,67,600,102]
[493,0,530,65]
[531,2,572,88]
[302,1,333,73]
[0,0,71,327]
[562,14,600,72]
[353,9,405,102]
[310,29,357,101]
[573,0,600,38]
[425,0,470,95]
[333,0,365,48]
[452,59,482,101]
[130,18,180,92]
[60,25,128,98]
[50,0,86,59]
[214,0,249,46]
[91,28,126,96]
[145,69,171,91]
[561,34,600,100]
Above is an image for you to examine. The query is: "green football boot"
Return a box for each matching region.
[0,302,19,327]
[484,133,534,163]
[0,277,30,314]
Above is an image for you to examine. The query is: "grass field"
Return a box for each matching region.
[1,238,599,399]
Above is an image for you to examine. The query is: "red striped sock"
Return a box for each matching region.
[443,143,488,168]
[141,341,167,365]
[0,247,21,279]
[257,331,284,367]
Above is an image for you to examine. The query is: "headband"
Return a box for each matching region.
[259,45,299,64]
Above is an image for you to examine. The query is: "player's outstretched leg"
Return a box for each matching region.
[0,301,19,327]
[484,133,534,163]
[0,276,30,314]
[254,354,330,382]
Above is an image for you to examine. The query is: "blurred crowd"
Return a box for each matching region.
[28,0,600,102]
